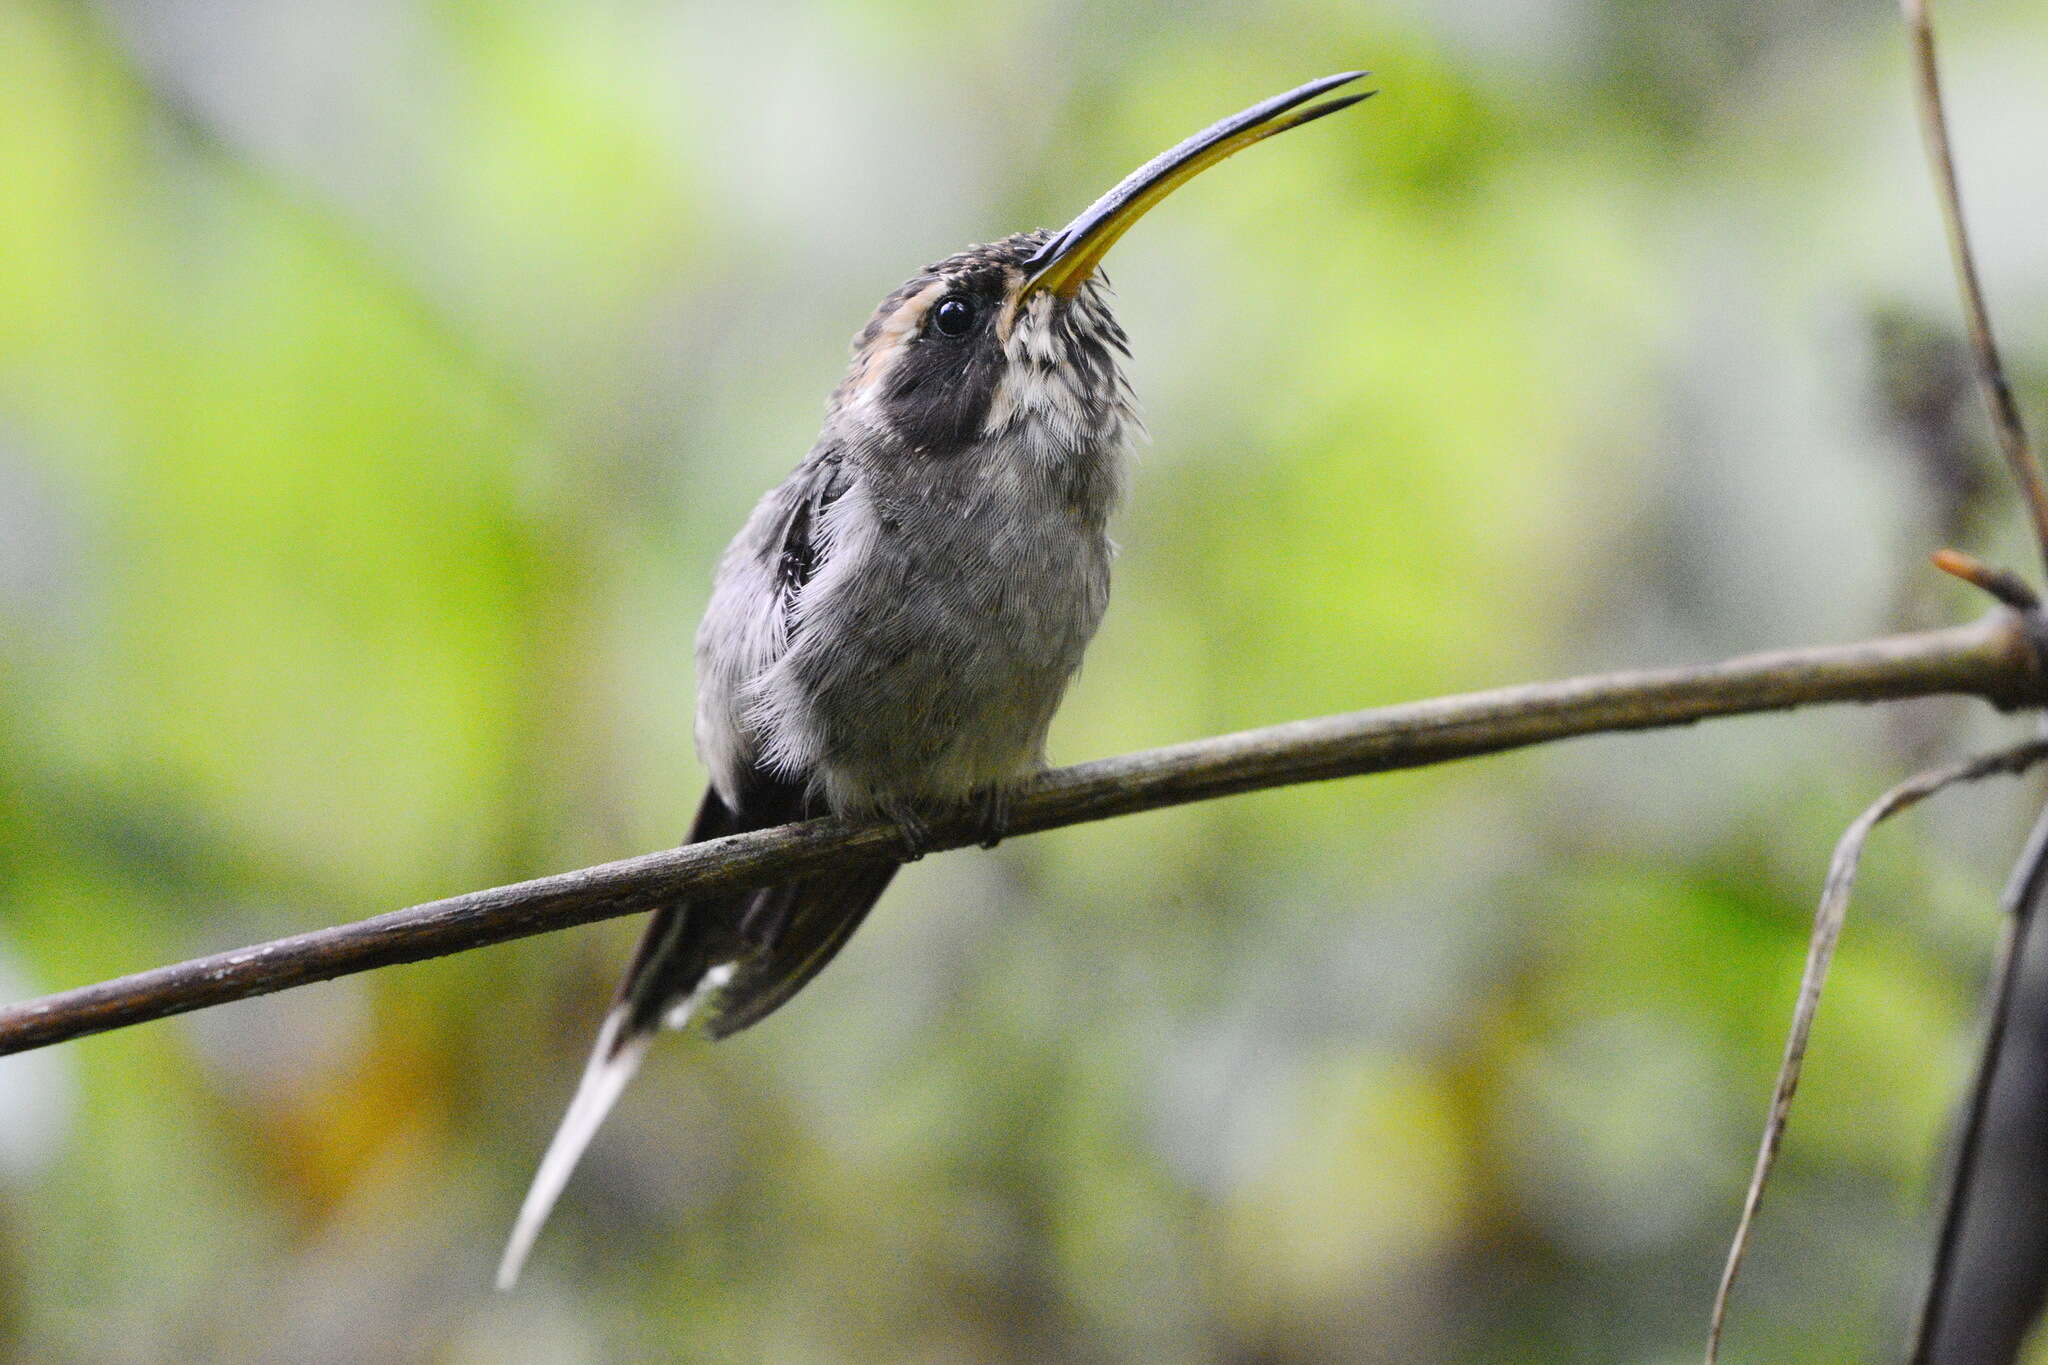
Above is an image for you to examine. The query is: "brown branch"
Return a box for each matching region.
[1934,549,2041,614]
[1901,6,2048,1360]
[1903,0,2048,573]
[1706,737,2048,1364]
[0,614,2040,1059]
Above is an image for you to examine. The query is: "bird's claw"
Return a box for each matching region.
[880,790,1010,858]
[882,802,933,861]
[974,787,1012,850]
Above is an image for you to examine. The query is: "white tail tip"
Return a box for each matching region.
[496,1011,650,1291]
[495,966,733,1290]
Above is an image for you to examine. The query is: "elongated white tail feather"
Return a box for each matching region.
[496,963,734,1290]
[496,1009,650,1290]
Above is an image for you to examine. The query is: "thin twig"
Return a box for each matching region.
[1934,549,2041,614]
[1706,738,2048,1364]
[0,616,2038,1058]
[1906,791,2048,1364]
[1902,0,2048,574]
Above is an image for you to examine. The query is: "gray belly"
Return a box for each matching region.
[757,474,1113,814]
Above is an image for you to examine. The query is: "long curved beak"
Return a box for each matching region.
[1021,71,1373,300]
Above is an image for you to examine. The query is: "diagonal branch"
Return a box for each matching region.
[1706,737,2048,1364]
[0,614,2040,1059]
[1903,0,2048,573]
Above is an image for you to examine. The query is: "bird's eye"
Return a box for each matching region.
[930,295,975,338]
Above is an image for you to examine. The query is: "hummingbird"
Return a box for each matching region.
[498,70,1371,1288]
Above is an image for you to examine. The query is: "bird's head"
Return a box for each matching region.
[831,71,1371,460]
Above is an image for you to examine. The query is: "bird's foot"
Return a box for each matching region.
[880,800,933,861]
[972,786,1013,850]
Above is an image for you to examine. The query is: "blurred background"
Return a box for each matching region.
[5,0,2048,1360]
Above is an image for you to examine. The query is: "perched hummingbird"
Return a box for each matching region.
[498,71,1370,1287]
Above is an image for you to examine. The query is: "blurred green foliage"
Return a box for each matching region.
[4,0,2048,1360]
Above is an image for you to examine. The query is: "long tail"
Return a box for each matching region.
[496,778,897,1288]
[494,981,706,1290]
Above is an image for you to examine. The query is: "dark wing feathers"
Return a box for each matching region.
[706,860,899,1037]
[775,449,851,635]
[618,777,901,1047]
[616,777,896,1044]
[614,446,885,1042]
[610,772,811,1042]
